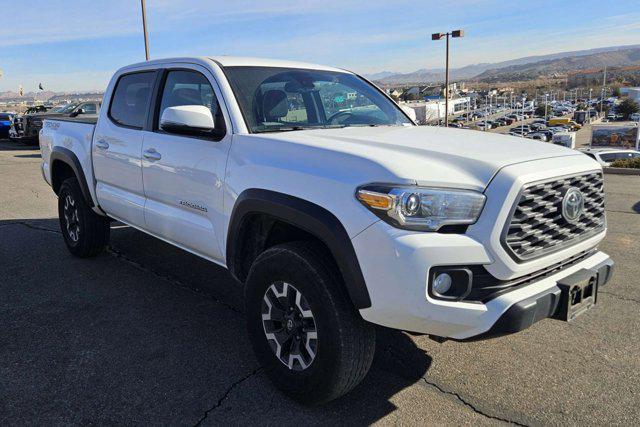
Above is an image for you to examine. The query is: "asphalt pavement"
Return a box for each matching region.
[1,139,639,425]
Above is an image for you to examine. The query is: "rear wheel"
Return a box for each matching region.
[245,242,375,405]
[58,177,110,257]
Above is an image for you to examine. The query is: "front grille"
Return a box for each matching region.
[503,172,605,261]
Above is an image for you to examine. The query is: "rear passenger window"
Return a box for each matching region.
[109,72,155,128]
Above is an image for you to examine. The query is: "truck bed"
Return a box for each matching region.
[46,115,99,125]
[40,117,98,204]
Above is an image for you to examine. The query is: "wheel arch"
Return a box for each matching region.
[227,189,372,309]
[50,146,94,207]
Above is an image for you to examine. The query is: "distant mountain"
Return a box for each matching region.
[473,47,640,82]
[0,90,56,100]
[0,90,99,102]
[372,44,640,85]
[363,71,396,80]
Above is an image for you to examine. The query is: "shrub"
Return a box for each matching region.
[610,157,640,169]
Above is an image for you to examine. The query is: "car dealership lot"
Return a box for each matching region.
[1,140,639,425]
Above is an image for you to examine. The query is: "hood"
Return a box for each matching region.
[253,125,583,190]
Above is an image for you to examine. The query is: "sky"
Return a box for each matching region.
[1,0,640,93]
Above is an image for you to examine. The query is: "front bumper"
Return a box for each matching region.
[352,220,612,340]
[470,257,613,340]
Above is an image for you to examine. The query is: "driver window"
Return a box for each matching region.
[158,70,224,135]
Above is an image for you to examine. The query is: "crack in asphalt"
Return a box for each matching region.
[193,367,263,426]
[600,291,640,305]
[383,345,526,426]
[605,209,639,216]
[1,221,245,315]
[106,246,244,315]
[420,377,528,426]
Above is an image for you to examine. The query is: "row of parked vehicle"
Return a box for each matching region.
[3,101,101,144]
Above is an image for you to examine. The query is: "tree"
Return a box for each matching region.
[617,99,640,119]
[534,104,549,117]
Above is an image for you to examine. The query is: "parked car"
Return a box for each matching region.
[510,125,532,133]
[0,113,13,138]
[508,129,528,137]
[39,56,613,405]
[10,101,100,144]
[580,148,640,166]
[630,113,640,122]
[526,132,549,142]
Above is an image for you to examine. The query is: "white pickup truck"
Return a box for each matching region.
[40,56,613,404]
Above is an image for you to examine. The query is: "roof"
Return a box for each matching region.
[121,56,349,74]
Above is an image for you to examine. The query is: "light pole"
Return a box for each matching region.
[521,96,526,137]
[141,0,150,60]
[432,29,464,127]
[544,93,548,119]
[587,88,593,123]
[599,65,607,115]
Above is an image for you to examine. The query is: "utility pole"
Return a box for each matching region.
[141,0,150,60]
[431,29,464,127]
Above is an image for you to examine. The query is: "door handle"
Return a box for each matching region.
[143,148,162,161]
[95,139,109,149]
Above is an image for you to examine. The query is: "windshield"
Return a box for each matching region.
[0,113,11,120]
[224,66,411,133]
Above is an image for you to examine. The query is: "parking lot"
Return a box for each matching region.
[1,139,639,425]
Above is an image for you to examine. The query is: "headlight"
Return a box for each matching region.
[356,185,486,231]
[31,119,43,126]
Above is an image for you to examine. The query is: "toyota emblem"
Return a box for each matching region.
[562,187,585,224]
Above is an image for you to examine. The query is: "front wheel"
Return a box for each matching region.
[245,242,376,405]
[58,177,110,257]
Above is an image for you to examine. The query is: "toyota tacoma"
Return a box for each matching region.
[39,56,613,404]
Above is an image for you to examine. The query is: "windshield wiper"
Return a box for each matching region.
[256,126,308,133]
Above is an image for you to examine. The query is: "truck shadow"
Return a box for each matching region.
[0,139,37,150]
[1,218,432,424]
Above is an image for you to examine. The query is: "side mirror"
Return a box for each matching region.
[400,105,417,122]
[70,108,84,117]
[160,105,215,136]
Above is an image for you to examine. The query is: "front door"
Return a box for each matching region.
[141,65,231,262]
[93,71,156,228]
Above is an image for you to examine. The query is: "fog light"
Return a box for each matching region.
[433,273,452,295]
[429,268,473,301]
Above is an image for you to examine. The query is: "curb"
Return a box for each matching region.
[603,167,640,176]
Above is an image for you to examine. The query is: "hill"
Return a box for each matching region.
[472,47,640,82]
[371,44,640,85]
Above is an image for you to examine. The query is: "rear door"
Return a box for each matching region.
[93,70,157,228]
[141,64,232,262]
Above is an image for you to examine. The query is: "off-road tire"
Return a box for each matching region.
[245,241,376,405]
[58,177,110,257]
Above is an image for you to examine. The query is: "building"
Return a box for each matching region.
[400,97,471,124]
[621,87,640,103]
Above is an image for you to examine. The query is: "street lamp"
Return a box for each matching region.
[432,29,464,127]
[141,0,150,60]
[544,93,548,119]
